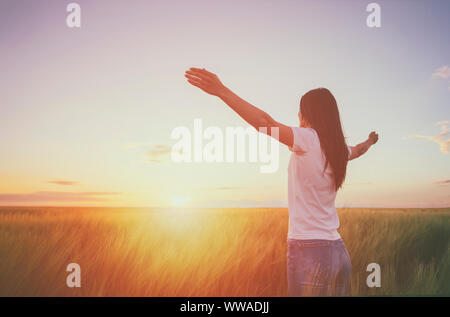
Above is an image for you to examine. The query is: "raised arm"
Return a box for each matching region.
[349,132,379,160]
[184,67,293,147]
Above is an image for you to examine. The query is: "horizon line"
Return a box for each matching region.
[0,205,448,209]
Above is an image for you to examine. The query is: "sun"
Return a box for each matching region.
[170,196,191,207]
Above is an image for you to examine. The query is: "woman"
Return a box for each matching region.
[184,67,379,296]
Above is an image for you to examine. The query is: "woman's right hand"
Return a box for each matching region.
[185,67,227,98]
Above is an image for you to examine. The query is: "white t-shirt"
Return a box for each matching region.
[287,127,351,240]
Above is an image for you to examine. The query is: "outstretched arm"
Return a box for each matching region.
[349,132,379,160]
[185,67,293,147]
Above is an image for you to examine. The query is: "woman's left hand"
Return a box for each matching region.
[368,131,379,145]
[185,67,227,97]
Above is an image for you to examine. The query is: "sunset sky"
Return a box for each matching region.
[0,0,449,208]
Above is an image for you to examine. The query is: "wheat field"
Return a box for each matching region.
[0,207,448,296]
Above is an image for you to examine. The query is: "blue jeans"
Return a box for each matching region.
[287,238,351,296]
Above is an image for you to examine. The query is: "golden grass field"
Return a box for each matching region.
[0,207,448,296]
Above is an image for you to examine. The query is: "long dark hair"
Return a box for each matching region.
[300,88,348,191]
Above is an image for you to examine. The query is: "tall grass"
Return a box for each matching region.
[0,207,448,296]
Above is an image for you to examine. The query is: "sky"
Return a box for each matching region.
[0,0,449,208]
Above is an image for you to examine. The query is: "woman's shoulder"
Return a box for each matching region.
[290,127,320,154]
[291,127,318,138]
[300,127,319,143]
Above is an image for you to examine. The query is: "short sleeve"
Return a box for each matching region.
[289,127,316,153]
[347,145,352,160]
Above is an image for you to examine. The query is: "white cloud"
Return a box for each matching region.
[432,65,450,90]
[121,142,153,150]
[435,120,449,126]
[411,121,450,154]
[146,144,172,162]
[433,179,450,186]
[432,65,450,80]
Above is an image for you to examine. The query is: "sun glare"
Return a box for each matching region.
[171,196,191,207]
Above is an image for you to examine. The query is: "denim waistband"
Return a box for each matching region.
[287,238,344,247]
